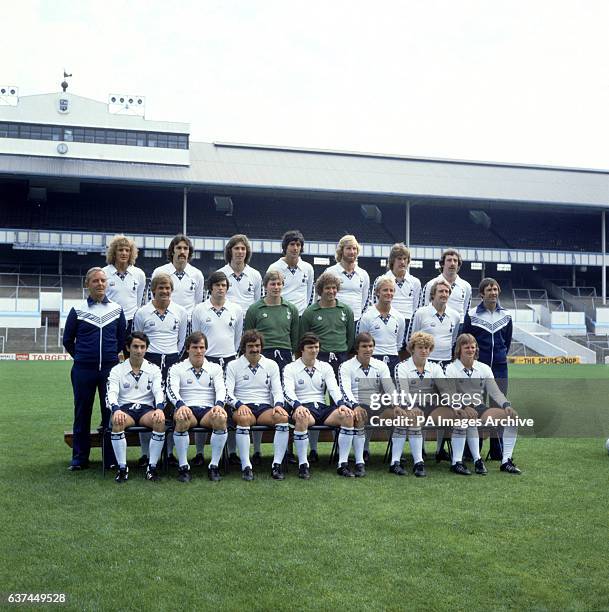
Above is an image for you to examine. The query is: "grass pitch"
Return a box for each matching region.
[1,362,609,611]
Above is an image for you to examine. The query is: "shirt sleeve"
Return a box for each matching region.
[282,365,300,408]
[224,362,237,407]
[132,308,144,332]
[253,271,262,302]
[233,305,244,354]
[269,362,284,407]
[289,304,299,352]
[151,367,165,408]
[166,364,184,408]
[62,308,77,357]
[407,309,422,342]
[484,374,510,408]
[177,310,188,354]
[338,362,356,406]
[195,271,205,307]
[324,364,345,406]
[212,364,226,407]
[306,264,315,306]
[136,269,146,308]
[116,309,127,355]
[505,317,513,353]
[346,307,355,353]
[361,270,370,314]
[411,277,421,313]
[106,366,121,411]
[396,314,406,353]
[191,305,203,333]
[243,303,257,332]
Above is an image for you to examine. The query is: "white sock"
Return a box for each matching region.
[173,430,190,468]
[235,427,251,469]
[466,427,481,461]
[253,430,263,454]
[139,432,150,457]
[227,430,237,454]
[353,428,366,464]
[451,429,466,464]
[409,430,424,464]
[502,426,517,462]
[111,431,127,467]
[391,428,407,464]
[294,430,309,466]
[210,429,227,467]
[308,429,319,452]
[195,431,207,454]
[149,431,166,467]
[338,427,354,465]
[272,424,290,465]
[364,428,372,452]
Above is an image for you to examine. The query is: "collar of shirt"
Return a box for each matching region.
[310,300,347,311]
[87,295,110,306]
[476,301,505,314]
[405,358,431,375]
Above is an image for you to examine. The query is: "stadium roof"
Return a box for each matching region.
[0,140,607,208]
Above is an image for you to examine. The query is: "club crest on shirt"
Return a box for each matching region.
[262,313,268,318]
[341,312,346,322]
[317,315,322,320]
[298,379,305,385]
[287,312,291,320]
[123,382,130,388]
[109,281,115,287]
[243,375,249,380]
[206,317,212,323]
[187,379,193,384]
[146,321,155,327]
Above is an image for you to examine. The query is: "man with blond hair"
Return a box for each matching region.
[103,234,146,336]
[324,234,370,323]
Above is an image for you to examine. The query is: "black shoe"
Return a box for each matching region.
[336,462,355,478]
[114,466,129,483]
[413,461,427,477]
[450,461,471,476]
[192,453,205,466]
[252,451,262,466]
[298,464,311,480]
[177,466,192,483]
[500,458,521,474]
[271,463,285,480]
[167,454,179,467]
[389,461,406,476]
[287,451,298,465]
[474,458,488,475]
[363,449,370,464]
[137,454,149,468]
[435,448,451,463]
[229,452,241,466]
[145,465,161,482]
[208,465,221,482]
[242,466,254,481]
[354,462,366,478]
[308,449,319,463]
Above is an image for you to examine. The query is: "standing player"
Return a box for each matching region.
[225,330,289,481]
[267,230,314,315]
[462,277,513,460]
[446,334,520,474]
[338,332,397,475]
[358,277,405,374]
[132,273,188,465]
[325,235,370,323]
[372,243,421,344]
[217,234,263,313]
[152,234,204,319]
[191,271,243,466]
[167,332,228,482]
[420,248,471,324]
[103,234,146,338]
[107,332,166,483]
[63,267,125,470]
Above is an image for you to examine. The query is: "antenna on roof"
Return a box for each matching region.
[61,70,73,93]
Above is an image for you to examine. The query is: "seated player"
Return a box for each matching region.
[338,332,396,475]
[225,330,289,481]
[394,331,452,477]
[445,334,521,474]
[283,333,354,479]
[167,332,228,483]
[106,332,166,483]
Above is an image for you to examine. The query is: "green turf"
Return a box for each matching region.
[1,362,609,611]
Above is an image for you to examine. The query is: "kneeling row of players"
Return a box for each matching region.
[107,329,522,484]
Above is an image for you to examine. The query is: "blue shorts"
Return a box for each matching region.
[117,403,155,425]
[206,355,237,371]
[297,402,336,426]
[190,405,213,422]
[373,354,400,375]
[244,403,273,420]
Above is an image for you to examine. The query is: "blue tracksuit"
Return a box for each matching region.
[63,296,126,467]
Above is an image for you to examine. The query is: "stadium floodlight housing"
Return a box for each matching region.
[0,85,18,106]
[214,196,234,216]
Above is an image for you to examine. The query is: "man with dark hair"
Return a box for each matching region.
[152,234,204,318]
[462,277,513,460]
[107,332,165,483]
[217,234,262,313]
[167,332,228,482]
[191,271,243,465]
[63,267,125,471]
[420,248,471,323]
[267,230,314,315]
[283,333,357,478]
[225,330,288,481]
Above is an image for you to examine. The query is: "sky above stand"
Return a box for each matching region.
[3,0,608,169]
